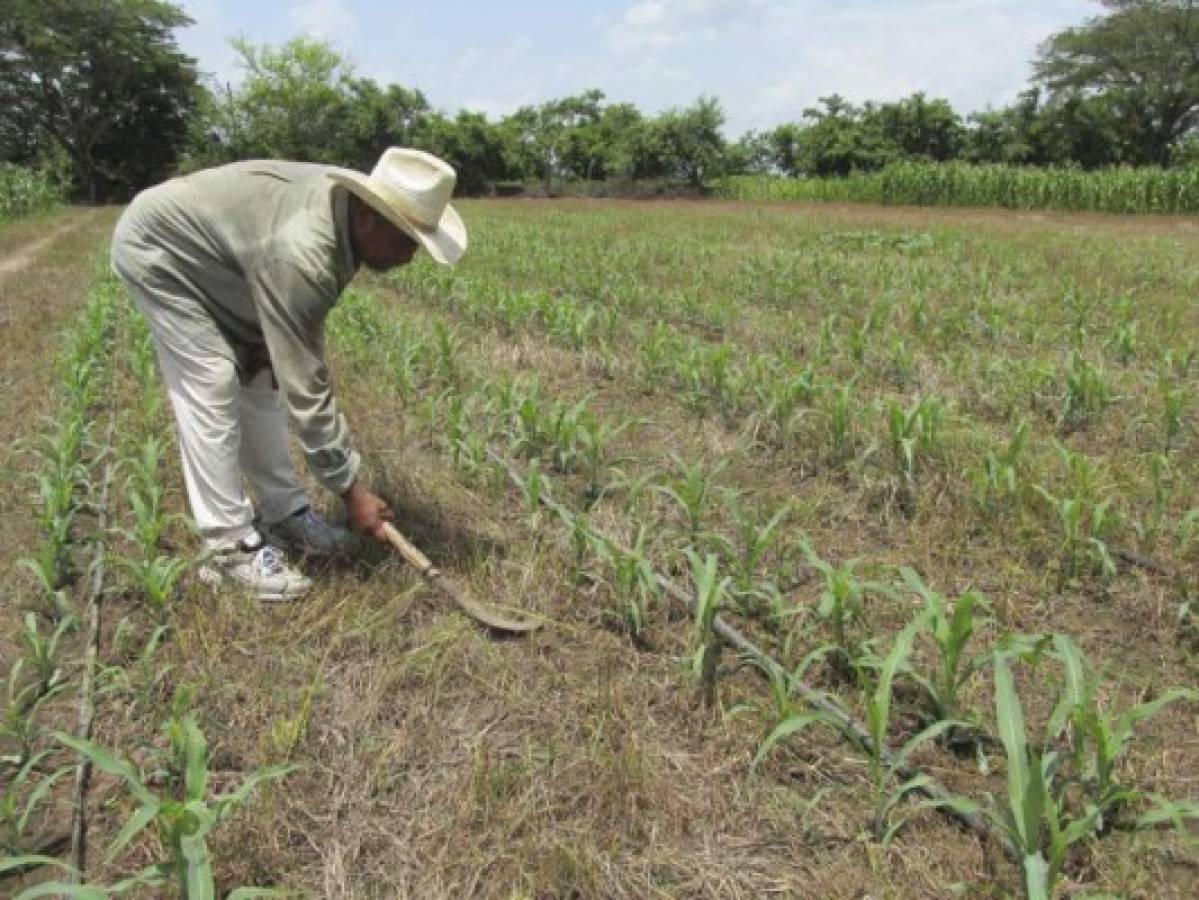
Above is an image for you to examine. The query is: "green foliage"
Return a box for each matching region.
[0,164,64,222]
[20,718,294,899]
[900,569,989,726]
[0,0,198,201]
[716,162,1199,214]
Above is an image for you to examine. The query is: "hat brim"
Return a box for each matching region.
[327,169,467,266]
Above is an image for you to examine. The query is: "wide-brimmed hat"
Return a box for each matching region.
[327,148,466,265]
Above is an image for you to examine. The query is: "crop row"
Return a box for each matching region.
[716,162,1199,215]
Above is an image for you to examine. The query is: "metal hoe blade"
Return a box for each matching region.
[380,522,542,634]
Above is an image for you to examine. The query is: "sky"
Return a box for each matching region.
[175,0,1100,137]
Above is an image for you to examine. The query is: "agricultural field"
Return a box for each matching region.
[2,199,1198,898]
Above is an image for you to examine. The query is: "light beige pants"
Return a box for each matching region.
[114,279,309,551]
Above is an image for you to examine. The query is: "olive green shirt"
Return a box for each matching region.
[113,160,361,494]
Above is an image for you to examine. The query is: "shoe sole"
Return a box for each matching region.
[197,565,311,603]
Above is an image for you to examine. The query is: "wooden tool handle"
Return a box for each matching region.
[380,522,439,576]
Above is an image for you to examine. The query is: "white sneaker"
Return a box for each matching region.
[198,534,313,602]
[261,506,351,557]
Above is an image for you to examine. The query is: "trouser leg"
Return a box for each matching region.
[111,268,257,551]
[238,369,309,525]
[146,328,258,551]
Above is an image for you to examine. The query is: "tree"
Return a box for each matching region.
[1036,0,1199,165]
[220,36,354,163]
[795,95,894,177]
[868,92,965,162]
[648,96,728,187]
[0,0,198,202]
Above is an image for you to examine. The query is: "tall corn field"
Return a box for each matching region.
[0,163,66,222]
[716,162,1199,215]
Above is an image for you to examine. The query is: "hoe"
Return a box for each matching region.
[380,522,542,634]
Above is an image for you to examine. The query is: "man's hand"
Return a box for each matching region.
[342,480,394,542]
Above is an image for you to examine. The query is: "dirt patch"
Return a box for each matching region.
[0,208,97,277]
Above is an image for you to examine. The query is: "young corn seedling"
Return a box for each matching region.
[823,380,858,467]
[859,614,966,844]
[597,526,661,645]
[1,749,71,856]
[653,454,728,552]
[1132,453,1171,549]
[1108,318,1138,365]
[727,499,789,595]
[577,414,635,506]
[36,715,294,899]
[1032,486,1116,586]
[751,366,816,447]
[431,320,462,387]
[1158,376,1187,451]
[115,553,191,612]
[973,420,1028,514]
[899,568,991,741]
[1060,350,1112,430]
[799,541,894,684]
[1048,634,1198,833]
[119,435,170,558]
[17,613,72,699]
[885,395,946,483]
[982,653,1106,900]
[685,550,731,708]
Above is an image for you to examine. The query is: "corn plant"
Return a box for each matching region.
[1132,453,1171,549]
[858,615,965,843]
[114,553,191,611]
[983,654,1106,900]
[1108,319,1138,365]
[899,568,990,730]
[1,704,59,780]
[1158,376,1187,451]
[885,394,947,482]
[973,420,1029,514]
[576,414,635,506]
[1060,350,1112,430]
[823,380,858,466]
[26,717,294,899]
[1032,486,1116,585]
[751,366,816,447]
[653,455,728,550]
[727,500,789,595]
[597,526,661,643]
[1047,634,1198,832]
[17,613,72,698]
[1,749,70,856]
[799,542,893,683]
[118,435,170,558]
[685,550,731,708]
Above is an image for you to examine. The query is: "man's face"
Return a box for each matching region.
[351,202,420,272]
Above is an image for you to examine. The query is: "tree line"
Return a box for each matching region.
[2,0,1198,203]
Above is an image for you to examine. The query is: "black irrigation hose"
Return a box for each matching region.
[485,446,1015,858]
[69,417,115,884]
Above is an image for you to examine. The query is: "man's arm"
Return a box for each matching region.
[250,257,392,539]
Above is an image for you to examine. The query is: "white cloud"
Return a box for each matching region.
[289,0,357,45]
[609,0,774,51]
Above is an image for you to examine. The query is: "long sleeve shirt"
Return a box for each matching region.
[112,160,362,493]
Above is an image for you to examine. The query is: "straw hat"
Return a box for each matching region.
[327,148,467,265]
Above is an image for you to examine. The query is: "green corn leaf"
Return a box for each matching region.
[1022,852,1050,900]
[183,715,209,802]
[751,712,838,770]
[1,855,77,878]
[994,655,1036,852]
[52,732,157,806]
[106,798,161,864]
